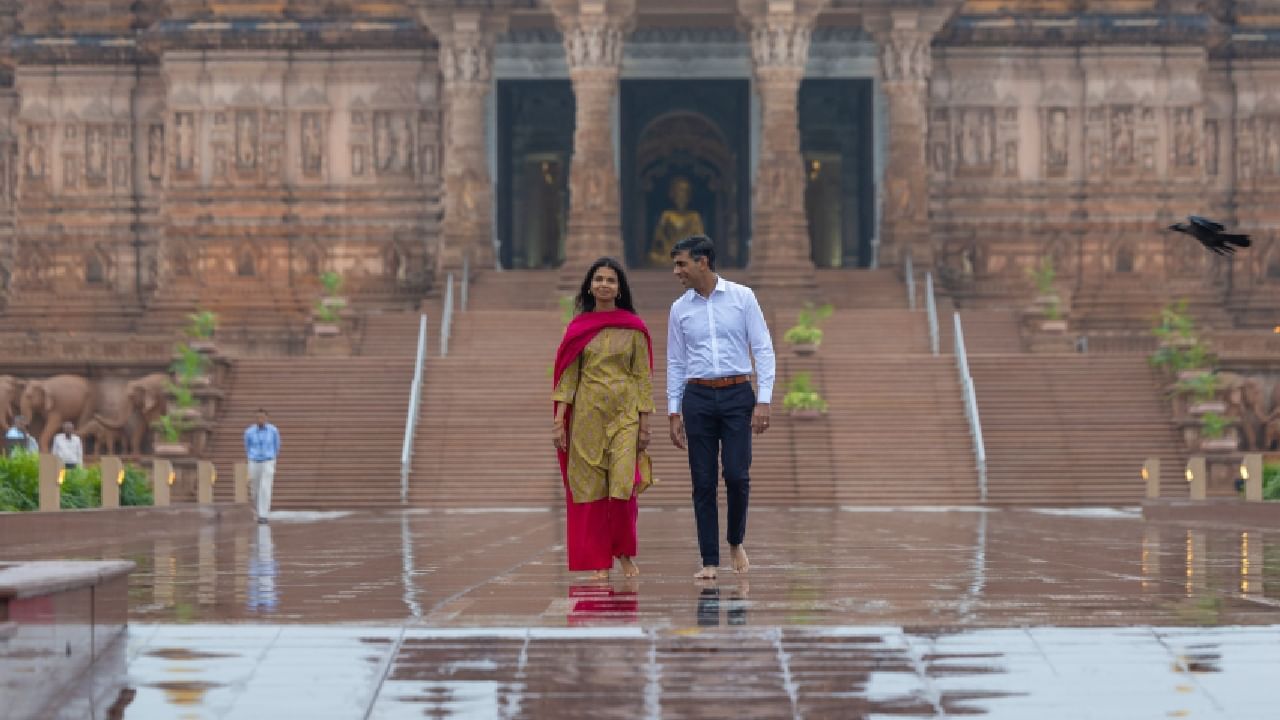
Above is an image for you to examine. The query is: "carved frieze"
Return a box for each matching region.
[300,112,324,178]
[373,110,414,177]
[1044,107,1069,176]
[879,30,931,85]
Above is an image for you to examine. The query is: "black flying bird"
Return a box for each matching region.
[1168,215,1251,256]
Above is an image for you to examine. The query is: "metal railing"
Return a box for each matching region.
[925,271,939,356]
[953,311,988,503]
[461,255,470,313]
[400,313,429,504]
[904,252,917,311]
[440,273,455,358]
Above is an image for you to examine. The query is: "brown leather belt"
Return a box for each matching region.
[687,374,751,389]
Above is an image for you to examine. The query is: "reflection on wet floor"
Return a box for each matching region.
[7,508,1280,718]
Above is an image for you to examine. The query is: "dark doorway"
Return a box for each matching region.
[622,81,750,268]
[799,79,876,268]
[497,80,575,270]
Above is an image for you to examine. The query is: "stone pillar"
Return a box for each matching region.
[550,0,635,287]
[420,10,508,276]
[866,9,953,269]
[739,0,826,290]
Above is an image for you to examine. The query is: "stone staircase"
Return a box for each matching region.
[968,354,1187,505]
[208,356,415,509]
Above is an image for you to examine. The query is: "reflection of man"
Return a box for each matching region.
[246,523,278,614]
[649,176,705,266]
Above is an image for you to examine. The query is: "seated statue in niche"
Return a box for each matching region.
[648,176,705,266]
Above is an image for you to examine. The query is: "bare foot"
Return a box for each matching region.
[619,556,640,578]
[730,545,750,574]
[694,566,717,580]
[588,569,610,581]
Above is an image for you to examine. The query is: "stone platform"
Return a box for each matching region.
[3,507,1278,718]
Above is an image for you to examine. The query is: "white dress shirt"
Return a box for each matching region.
[52,433,83,466]
[666,276,776,414]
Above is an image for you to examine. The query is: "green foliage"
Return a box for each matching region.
[313,302,341,324]
[152,413,189,443]
[1027,255,1056,295]
[559,295,577,324]
[783,372,828,413]
[1153,299,1196,343]
[171,343,210,383]
[1176,372,1221,402]
[319,271,344,296]
[785,302,833,347]
[185,310,219,340]
[1150,341,1213,373]
[167,381,197,410]
[0,459,150,512]
[1263,462,1280,501]
[1043,300,1063,321]
[1200,411,1228,439]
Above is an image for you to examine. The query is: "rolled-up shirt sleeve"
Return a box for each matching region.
[666,303,687,415]
[745,289,775,404]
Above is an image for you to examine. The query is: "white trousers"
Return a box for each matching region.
[248,459,276,518]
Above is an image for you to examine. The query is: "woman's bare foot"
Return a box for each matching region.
[619,556,640,578]
[730,545,750,574]
[588,569,610,581]
[694,565,717,580]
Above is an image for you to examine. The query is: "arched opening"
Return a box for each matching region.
[85,252,105,284]
[237,247,257,277]
[1114,245,1135,274]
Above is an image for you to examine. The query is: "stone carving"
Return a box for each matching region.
[113,158,129,190]
[24,126,45,179]
[440,42,492,86]
[1204,120,1219,176]
[351,146,366,177]
[564,23,624,70]
[750,22,811,70]
[1263,119,1280,177]
[1172,107,1196,167]
[174,112,195,172]
[265,144,282,178]
[0,375,24,433]
[19,374,94,451]
[1110,106,1135,167]
[1046,108,1068,170]
[373,111,412,175]
[235,111,258,169]
[301,113,323,176]
[956,108,995,170]
[879,30,930,85]
[63,157,79,189]
[85,125,108,182]
[148,124,164,181]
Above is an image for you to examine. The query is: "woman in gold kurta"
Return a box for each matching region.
[553,258,654,579]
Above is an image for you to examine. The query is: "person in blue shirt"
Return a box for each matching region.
[243,408,281,523]
[666,235,776,581]
[5,415,40,456]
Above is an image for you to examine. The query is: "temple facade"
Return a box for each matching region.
[1,0,1278,329]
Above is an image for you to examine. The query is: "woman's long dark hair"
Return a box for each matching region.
[576,257,636,314]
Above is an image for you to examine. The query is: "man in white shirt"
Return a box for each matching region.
[666,235,776,580]
[51,421,83,469]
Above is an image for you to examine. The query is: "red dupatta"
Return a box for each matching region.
[553,309,654,491]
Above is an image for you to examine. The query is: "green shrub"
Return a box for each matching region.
[0,458,150,511]
[1264,463,1280,501]
[1027,255,1056,295]
[171,343,210,382]
[1200,411,1228,439]
[783,372,828,413]
[60,466,101,510]
[314,301,340,323]
[185,310,219,340]
[120,465,153,506]
[319,271,344,296]
[784,302,833,347]
[0,452,39,512]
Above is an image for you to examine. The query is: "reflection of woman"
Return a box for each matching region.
[649,176,705,266]
[553,258,653,580]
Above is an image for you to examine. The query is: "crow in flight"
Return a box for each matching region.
[1168,215,1251,256]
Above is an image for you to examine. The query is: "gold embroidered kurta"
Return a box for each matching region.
[553,327,654,503]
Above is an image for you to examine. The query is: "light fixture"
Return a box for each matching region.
[1239,463,1249,481]
[210,470,217,485]
[117,469,126,486]
[168,470,176,486]
[57,469,66,485]
[1141,466,1149,481]
[1185,467,1194,482]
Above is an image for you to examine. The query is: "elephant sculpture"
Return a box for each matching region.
[87,372,168,456]
[0,375,24,433]
[20,375,95,452]
[78,415,125,456]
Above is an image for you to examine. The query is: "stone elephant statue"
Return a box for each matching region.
[89,372,169,456]
[0,375,24,434]
[20,375,95,451]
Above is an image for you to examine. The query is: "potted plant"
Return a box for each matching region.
[1199,411,1238,452]
[167,382,202,421]
[783,372,828,419]
[783,302,833,356]
[1027,255,1059,307]
[151,413,190,457]
[318,271,347,309]
[1176,371,1225,416]
[312,302,342,337]
[184,310,219,353]
[171,343,212,387]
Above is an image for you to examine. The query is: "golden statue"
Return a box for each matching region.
[648,176,706,265]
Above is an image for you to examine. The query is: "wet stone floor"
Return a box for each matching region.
[6,507,1280,719]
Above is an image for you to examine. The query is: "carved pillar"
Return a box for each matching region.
[739,0,826,289]
[866,7,957,268]
[420,10,507,276]
[551,0,635,284]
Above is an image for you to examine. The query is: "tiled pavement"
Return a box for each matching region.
[7,507,1280,718]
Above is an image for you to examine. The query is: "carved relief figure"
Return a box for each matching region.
[24,126,45,179]
[1110,106,1135,166]
[1265,120,1280,176]
[236,111,258,169]
[63,157,78,189]
[374,112,393,172]
[148,124,164,180]
[85,126,107,181]
[1203,120,1218,176]
[352,146,366,176]
[1173,108,1196,167]
[395,114,413,172]
[301,113,323,176]
[174,113,195,171]
[649,176,706,266]
[373,111,411,175]
[957,109,994,168]
[1046,108,1068,168]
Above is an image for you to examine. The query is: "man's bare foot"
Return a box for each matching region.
[694,566,717,580]
[588,569,609,581]
[619,556,640,578]
[730,545,750,574]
